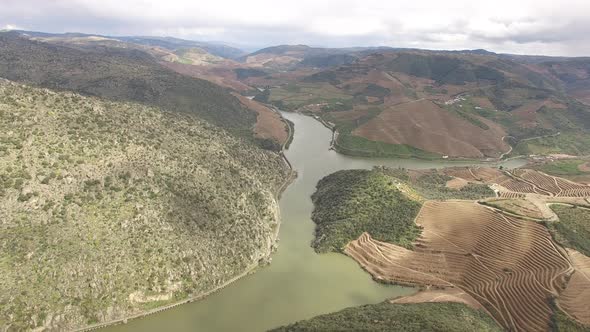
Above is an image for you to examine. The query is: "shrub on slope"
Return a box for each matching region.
[311,169,421,252]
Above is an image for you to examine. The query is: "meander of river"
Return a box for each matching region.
[106,112,526,332]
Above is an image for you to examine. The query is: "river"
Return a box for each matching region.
[105,112,526,332]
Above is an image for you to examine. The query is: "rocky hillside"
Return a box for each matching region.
[0,80,291,331]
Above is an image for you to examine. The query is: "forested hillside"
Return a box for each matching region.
[0,80,291,330]
[310,169,422,252]
[0,33,255,135]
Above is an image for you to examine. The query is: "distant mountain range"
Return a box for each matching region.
[6,29,590,158]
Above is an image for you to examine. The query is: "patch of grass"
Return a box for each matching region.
[415,173,494,200]
[268,83,353,111]
[335,133,440,159]
[535,159,588,176]
[445,98,490,130]
[311,169,422,253]
[270,301,502,332]
[513,132,590,156]
[548,205,590,256]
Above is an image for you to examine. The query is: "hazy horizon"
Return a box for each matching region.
[2,0,590,57]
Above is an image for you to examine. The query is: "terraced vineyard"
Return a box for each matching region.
[558,249,590,326]
[345,201,578,331]
[444,167,590,198]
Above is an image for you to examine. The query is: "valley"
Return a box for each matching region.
[1,27,590,332]
[102,112,527,332]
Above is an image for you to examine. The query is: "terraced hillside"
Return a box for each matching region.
[558,249,590,326]
[345,201,573,331]
[0,80,291,331]
[441,166,590,198]
[308,166,590,331]
[241,49,590,159]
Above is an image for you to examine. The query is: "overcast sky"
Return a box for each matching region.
[2,0,590,56]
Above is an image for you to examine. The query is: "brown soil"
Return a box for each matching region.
[445,167,590,198]
[558,249,590,326]
[578,162,590,172]
[327,109,371,123]
[352,100,509,158]
[442,167,505,184]
[483,197,546,219]
[445,177,469,190]
[510,169,590,197]
[162,62,253,92]
[390,288,484,310]
[233,94,289,145]
[345,201,573,331]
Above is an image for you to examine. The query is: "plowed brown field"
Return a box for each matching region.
[509,169,590,197]
[390,288,484,310]
[351,100,509,158]
[345,201,574,331]
[558,249,590,326]
[484,198,545,219]
[444,167,590,198]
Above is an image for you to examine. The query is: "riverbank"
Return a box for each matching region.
[288,110,527,163]
[103,111,526,332]
[78,152,297,332]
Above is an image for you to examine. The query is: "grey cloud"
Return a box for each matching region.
[1,0,589,56]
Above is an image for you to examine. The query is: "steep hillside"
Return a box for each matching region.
[0,80,291,331]
[257,49,590,158]
[539,58,590,105]
[351,99,509,158]
[0,33,255,135]
[310,169,422,252]
[270,302,502,332]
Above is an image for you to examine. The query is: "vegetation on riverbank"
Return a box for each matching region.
[269,302,502,332]
[334,133,440,159]
[0,80,290,331]
[310,169,422,253]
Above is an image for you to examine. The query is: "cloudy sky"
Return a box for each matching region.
[2,0,590,56]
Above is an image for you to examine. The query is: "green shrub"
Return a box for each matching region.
[311,169,422,252]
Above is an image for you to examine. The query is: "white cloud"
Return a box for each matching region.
[1,0,589,56]
[1,24,22,30]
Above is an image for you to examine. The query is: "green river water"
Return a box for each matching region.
[105,112,526,332]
